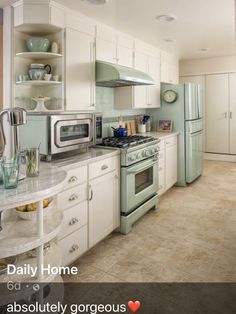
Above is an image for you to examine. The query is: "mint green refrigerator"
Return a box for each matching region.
[158,83,203,186]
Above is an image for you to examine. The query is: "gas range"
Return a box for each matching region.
[101,135,159,166]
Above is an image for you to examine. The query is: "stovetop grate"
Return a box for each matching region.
[101,135,156,148]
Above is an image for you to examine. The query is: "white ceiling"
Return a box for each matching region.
[1,0,236,60]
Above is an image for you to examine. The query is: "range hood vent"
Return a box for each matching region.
[96,61,155,87]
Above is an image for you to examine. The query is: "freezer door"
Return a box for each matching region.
[185,83,201,120]
[185,129,203,183]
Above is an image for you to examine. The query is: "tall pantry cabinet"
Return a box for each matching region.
[205,73,236,155]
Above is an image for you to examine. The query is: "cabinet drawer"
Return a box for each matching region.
[165,136,177,147]
[59,225,88,266]
[58,201,88,240]
[57,183,87,210]
[89,157,116,179]
[64,166,87,190]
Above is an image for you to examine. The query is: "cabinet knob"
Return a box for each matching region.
[69,244,79,253]
[68,194,79,202]
[68,176,78,183]
[101,164,108,170]
[69,218,79,226]
[158,167,163,171]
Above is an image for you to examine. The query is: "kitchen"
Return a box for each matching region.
[0,0,235,312]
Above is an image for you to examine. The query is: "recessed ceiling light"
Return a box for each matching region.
[81,0,109,5]
[156,15,177,22]
[199,48,209,52]
[163,38,176,43]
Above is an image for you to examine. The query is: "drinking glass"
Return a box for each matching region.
[26,148,40,177]
[2,157,20,189]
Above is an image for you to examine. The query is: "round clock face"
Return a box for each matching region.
[163,90,177,103]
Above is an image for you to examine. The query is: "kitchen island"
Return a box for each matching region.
[0,164,67,285]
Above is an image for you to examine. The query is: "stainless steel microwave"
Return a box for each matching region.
[20,112,102,161]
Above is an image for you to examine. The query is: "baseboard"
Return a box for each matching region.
[204,153,236,162]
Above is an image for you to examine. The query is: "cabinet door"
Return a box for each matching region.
[117,45,133,68]
[205,74,229,154]
[66,28,95,111]
[165,141,177,190]
[96,38,117,64]
[147,55,161,108]
[133,86,148,108]
[229,73,236,154]
[158,162,165,196]
[89,171,119,248]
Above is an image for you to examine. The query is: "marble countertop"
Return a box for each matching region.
[146,131,179,139]
[51,147,120,168]
[0,164,67,211]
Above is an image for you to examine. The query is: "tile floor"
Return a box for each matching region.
[64,160,236,282]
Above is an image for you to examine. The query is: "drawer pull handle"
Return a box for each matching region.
[68,176,78,183]
[69,218,79,226]
[69,244,79,253]
[101,164,108,170]
[69,194,78,202]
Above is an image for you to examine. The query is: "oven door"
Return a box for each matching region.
[55,119,93,148]
[121,156,158,214]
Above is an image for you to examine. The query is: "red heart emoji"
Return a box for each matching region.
[128,300,141,313]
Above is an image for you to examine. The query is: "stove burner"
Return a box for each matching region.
[102,135,155,148]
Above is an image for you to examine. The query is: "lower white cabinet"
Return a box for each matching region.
[157,135,178,195]
[57,154,120,266]
[88,170,119,248]
[59,226,88,267]
[165,137,178,190]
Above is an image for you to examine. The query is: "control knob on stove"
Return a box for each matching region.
[142,150,150,157]
[128,155,136,162]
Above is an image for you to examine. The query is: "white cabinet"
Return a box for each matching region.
[114,44,161,109]
[57,154,120,265]
[88,170,119,248]
[161,51,179,84]
[65,28,96,111]
[13,1,65,28]
[157,135,177,195]
[229,73,236,154]
[205,74,229,154]
[165,136,178,190]
[158,139,165,196]
[96,25,133,68]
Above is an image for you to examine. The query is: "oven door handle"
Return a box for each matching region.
[126,158,158,175]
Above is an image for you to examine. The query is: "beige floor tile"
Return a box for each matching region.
[63,160,236,283]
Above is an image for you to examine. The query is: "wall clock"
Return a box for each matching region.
[163,90,178,103]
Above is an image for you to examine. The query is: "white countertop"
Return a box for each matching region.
[0,164,67,211]
[145,131,179,139]
[51,147,120,168]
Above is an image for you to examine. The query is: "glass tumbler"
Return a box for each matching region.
[26,148,40,177]
[3,157,20,189]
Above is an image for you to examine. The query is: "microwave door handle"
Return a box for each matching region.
[126,158,158,175]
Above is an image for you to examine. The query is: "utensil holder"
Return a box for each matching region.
[138,124,146,133]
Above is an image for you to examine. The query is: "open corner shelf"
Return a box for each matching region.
[16,80,62,86]
[16,52,63,59]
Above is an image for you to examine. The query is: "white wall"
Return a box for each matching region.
[179,55,236,76]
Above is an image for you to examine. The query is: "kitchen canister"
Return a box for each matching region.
[138,124,146,133]
[51,42,59,54]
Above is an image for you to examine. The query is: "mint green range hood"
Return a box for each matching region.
[96,60,155,87]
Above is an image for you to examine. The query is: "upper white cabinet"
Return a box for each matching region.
[65,27,96,111]
[13,1,65,29]
[114,41,161,109]
[96,24,134,68]
[161,50,179,84]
